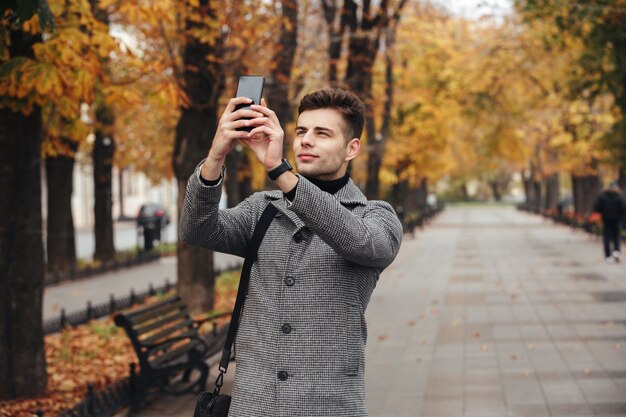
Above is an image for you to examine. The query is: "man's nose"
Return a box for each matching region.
[301,131,314,146]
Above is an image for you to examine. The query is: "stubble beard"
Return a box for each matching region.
[296,158,345,180]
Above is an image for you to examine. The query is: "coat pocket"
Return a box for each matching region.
[345,303,361,376]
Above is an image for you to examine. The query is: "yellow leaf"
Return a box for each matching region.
[58,379,77,392]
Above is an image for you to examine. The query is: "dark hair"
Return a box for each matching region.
[298,88,366,140]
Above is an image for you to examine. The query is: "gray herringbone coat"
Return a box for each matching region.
[180,164,403,417]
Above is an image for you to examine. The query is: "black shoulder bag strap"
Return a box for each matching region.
[212,202,278,397]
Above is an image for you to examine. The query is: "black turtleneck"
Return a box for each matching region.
[199,170,350,199]
[284,173,350,200]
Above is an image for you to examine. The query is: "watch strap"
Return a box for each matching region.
[268,158,292,180]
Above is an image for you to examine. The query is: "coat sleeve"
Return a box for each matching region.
[287,176,403,269]
[179,163,257,258]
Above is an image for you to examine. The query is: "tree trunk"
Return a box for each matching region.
[343,0,407,199]
[612,45,626,192]
[0,107,47,401]
[0,28,46,401]
[264,0,298,188]
[489,181,502,201]
[176,179,215,308]
[93,105,116,262]
[266,0,297,142]
[532,179,542,212]
[225,146,245,207]
[173,0,224,313]
[118,168,126,219]
[365,138,383,199]
[522,177,539,210]
[90,0,116,262]
[543,173,560,211]
[523,165,542,211]
[239,151,253,201]
[46,138,78,277]
[572,173,601,216]
[461,182,470,202]
[392,179,408,228]
[322,0,346,86]
[416,178,428,209]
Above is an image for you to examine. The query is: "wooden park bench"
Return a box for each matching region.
[114,295,229,412]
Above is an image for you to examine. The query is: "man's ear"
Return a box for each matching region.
[345,138,360,162]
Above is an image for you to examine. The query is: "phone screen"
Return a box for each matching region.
[235,75,264,132]
[235,75,264,110]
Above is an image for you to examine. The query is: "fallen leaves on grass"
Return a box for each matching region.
[0,319,135,417]
[1,271,240,417]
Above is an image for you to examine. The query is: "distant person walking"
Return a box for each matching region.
[593,182,626,263]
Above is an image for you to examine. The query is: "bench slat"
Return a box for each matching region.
[129,300,188,326]
[141,321,192,346]
[146,331,198,358]
[149,339,203,368]
[135,311,192,336]
[121,296,181,321]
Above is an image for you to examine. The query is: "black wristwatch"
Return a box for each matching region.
[268,158,293,181]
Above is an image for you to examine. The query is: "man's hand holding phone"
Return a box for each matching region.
[201,97,264,181]
[241,99,285,172]
[202,75,291,187]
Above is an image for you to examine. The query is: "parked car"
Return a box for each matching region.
[137,203,170,244]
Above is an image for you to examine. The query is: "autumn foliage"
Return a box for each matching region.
[2,0,626,410]
[0,321,134,417]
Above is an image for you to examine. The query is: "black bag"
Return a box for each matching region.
[192,391,231,417]
[192,203,278,417]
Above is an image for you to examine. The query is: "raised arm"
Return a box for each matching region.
[288,177,403,269]
[179,165,260,258]
[179,97,270,256]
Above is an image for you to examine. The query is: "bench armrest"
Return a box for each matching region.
[192,311,231,327]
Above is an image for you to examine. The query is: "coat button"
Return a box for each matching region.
[277,371,288,381]
[293,231,303,243]
[281,323,292,334]
[285,276,295,286]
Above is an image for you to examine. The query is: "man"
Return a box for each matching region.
[180,88,403,416]
[593,181,626,263]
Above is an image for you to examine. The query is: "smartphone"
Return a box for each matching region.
[235,75,265,132]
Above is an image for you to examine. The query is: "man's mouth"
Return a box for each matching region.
[297,153,318,161]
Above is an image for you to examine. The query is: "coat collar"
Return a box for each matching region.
[334,178,368,205]
[264,177,367,230]
[264,177,367,206]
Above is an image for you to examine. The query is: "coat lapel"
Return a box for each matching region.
[265,190,306,230]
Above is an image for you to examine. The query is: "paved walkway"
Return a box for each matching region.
[43,252,242,320]
[117,206,626,417]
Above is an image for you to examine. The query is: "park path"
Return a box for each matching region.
[119,206,626,417]
[43,252,242,320]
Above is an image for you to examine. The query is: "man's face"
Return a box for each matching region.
[293,108,360,181]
